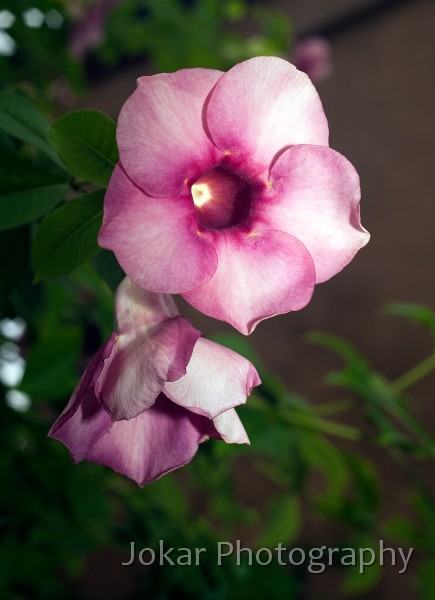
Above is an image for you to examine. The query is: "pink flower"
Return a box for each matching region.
[292,36,333,84]
[69,0,121,60]
[99,56,369,334]
[49,278,260,485]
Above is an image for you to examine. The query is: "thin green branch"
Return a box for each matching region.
[390,351,435,394]
[279,410,361,441]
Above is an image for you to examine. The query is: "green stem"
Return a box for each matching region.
[279,410,361,441]
[248,393,361,441]
[390,351,435,394]
[313,352,435,450]
[250,349,435,447]
[314,398,355,417]
[383,400,435,458]
[389,445,435,509]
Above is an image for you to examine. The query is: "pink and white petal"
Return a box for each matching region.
[159,317,201,383]
[87,394,210,486]
[98,317,200,421]
[48,333,116,438]
[117,68,223,198]
[164,337,261,419]
[114,277,179,335]
[263,145,370,283]
[98,165,218,294]
[206,56,329,176]
[210,408,250,444]
[182,230,315,335]
[49,389,112,463]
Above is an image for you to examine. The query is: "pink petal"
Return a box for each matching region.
[48,334,117,461]
[114,277,178,334]
[261,145,370,283]
[115,278,200,383]
[49,389,112,463]
[164,338,261,418]
[98,165,218,293]
[98,316,200,421]
[206,56,329,176]
[87,394,210,485]
[210,408,250,444]
[117,68,223,198]
[182,229,315,334]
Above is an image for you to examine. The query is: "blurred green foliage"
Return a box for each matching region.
[1,2,435,599]
[0,0,292,108]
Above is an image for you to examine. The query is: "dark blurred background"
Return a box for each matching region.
[1,0,435,599]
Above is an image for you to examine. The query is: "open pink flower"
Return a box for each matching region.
[49,278,260,485]
[99,56,369,334]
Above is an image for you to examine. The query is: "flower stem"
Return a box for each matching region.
[390,351,435,394]
[314,398,354,417]
[248,394,361,441]
[279,410,361,441]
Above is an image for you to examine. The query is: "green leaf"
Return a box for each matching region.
[418,559,435,600]
[385,302,435,333]
[47,110,118,186]
[0,148,70,231]
[0,90,61,165]
[0,183,69,231]
[257,495,300,547]
[342,535,382,594]
[92,250,125,292]
[383,516,421,547]
[300,434,350,508]
[212,332,262,365]
[32,190,104,281]
[346,454,379,512]
[306,331,369,370]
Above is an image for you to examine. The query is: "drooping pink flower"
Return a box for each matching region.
[49,278,260,485]
[99,56,369,334]
[292,36,332,84]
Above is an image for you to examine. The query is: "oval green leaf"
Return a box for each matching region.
[47,110,118,186]
[0,183,70,231]
[0,90,61,165]
[0,149,69,230]
[32,190,105,281]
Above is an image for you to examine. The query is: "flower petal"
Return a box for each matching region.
[164,338,260,418]
[49,389,112,463]
[98,165,218,293]
[262,145,370,283]
[210,408,250,444]
[117,68,223,198]
[206,56,329,175]
[114,277,179,334]
[48,333,117,461]
[87,394,209,485]
[182,229,315,334]
[98,316,200,421]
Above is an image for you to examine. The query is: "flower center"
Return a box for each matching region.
[191,167,252,230]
